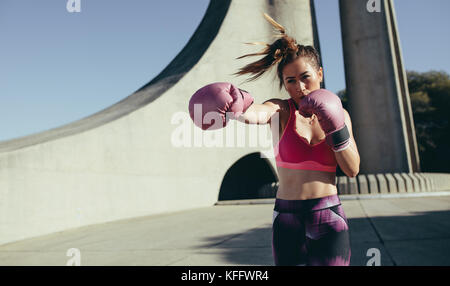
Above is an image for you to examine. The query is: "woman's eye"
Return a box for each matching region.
[288,80,295,83]
[302,75,309,80]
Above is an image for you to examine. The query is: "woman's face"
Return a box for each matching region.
[282,56,323,101]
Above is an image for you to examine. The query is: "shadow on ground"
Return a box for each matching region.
[195,210,450,266]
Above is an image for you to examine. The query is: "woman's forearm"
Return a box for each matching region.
[236,103,276,125]
[334,138,360,177]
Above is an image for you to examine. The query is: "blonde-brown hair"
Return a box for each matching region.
[234,13,321,90]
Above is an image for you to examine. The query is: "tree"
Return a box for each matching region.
[407,70,450,172]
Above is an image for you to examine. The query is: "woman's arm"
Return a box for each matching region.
[334,109,360,177]
[236,98,286,125]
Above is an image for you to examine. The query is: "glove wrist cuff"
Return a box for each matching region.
[326,124,350,151]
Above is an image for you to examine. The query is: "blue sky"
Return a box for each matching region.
[0,0,449,142]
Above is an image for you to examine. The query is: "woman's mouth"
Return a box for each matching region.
[297,92,309,99]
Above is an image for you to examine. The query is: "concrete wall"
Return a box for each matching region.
[254,172,450,197]
[0,0,318,245]
[335,172,450,195]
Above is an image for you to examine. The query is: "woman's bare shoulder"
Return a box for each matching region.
[262,98,290,113]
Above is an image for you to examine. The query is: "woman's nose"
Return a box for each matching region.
[299,82,306,92]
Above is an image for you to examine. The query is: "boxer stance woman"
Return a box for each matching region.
[188,14,360,266]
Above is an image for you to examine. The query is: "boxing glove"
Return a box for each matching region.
[188,82,254,130]
[298,89,350,152]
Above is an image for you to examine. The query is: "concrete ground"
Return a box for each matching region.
[0,193,449,266]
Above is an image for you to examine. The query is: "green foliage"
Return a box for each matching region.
[337,89,348,110]
[407,70,450,172]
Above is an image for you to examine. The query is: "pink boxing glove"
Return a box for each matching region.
[188,82,254,130]
[298,89,350,152]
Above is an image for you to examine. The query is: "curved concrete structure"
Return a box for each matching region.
[0,0,320,245]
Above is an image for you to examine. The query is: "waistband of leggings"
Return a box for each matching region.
[274,194,341,213]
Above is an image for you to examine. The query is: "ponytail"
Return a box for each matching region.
[235,13,321,90]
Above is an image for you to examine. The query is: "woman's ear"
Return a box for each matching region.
[319,67,324,82]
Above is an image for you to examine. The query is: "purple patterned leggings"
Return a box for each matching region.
[272,194,351,266]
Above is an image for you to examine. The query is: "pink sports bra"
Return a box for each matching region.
[274,98,337,172]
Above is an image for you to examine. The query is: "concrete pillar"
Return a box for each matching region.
[339,0,420,174]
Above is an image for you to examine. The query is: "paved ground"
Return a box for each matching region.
[0,193,449,266]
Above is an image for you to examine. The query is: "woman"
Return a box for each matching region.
[237,14,359,266]
[188,14,360,266]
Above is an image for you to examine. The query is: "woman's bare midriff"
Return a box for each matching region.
[273,99,338,200]
[276,167,337,200]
